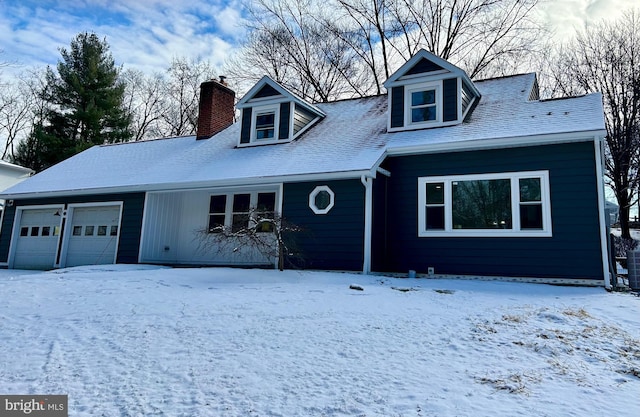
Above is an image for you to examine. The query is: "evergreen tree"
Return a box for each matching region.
[14,32,131,171]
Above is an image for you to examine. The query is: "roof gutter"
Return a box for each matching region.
[0,169,375,201]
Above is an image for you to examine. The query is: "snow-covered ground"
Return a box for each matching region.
[0,266,638,417]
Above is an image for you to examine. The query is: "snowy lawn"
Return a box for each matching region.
[0,266,639,417]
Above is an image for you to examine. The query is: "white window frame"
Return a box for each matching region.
[405,81,442,127]
[208,190,280,233]
[309,185,335,215]
[250,104,280,143]
[417,171,552,237]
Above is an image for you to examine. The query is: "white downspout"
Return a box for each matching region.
[594,137,612,289]
[360,175,373,274]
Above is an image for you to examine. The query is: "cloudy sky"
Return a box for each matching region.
[0,0,637,77]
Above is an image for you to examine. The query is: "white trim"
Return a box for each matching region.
[0,170,377,201]
[360,175,373,274]
[594,137,612,288]
[250,104,280,143]
[386,130,608,157]
[206,188,280,232]
[417,171,552,237]
[8,204,65,269]
[292,115,322,140]
[404,80,443,128]
[59,201,124,268]
[137,192,150,264]
[309,185,335,215]
[384,49,468,88]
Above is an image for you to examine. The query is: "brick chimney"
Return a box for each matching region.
[196,76,235,140]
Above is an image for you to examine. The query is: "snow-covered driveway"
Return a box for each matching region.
[0,266,638,416]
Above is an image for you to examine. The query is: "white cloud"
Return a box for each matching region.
[540,0,638,41]
[0,0,245,77]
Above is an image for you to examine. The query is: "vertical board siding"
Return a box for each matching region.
[240,108,252,144]
[282,180,365,271]
[279,102,291,140]
[373,142,604,280]
[0,193,145,265]
[443,78,458,122]
[391,86,404,128]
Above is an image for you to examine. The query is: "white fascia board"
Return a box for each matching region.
[384,49,464,87]
[386,129,608,157]
[1,170,375,200]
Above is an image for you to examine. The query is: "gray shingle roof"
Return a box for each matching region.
[1,73,606,198]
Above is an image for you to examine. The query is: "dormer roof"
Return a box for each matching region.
[384,49,479,96]
[383,49,482,132]
[237,75,325,117]
[235,76,325,147]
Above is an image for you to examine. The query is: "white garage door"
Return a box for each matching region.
[13,208,62,270]
[65,205,121,267]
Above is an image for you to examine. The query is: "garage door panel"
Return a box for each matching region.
[13,208,62,270]
[65,205,121,267]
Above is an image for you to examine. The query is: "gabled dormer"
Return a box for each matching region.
[236,76,325,147]
[383,49,481,132]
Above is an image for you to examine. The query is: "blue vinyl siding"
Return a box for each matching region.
[0,192,145,265]
[293,104,316,135]
[461,82,473,113]
[282,180,364,270]
[443,78,458,122]
[372,142,604,280]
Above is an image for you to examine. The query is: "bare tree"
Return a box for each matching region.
[161,58,217,137]
[196,208,303,271]
[547,10,640,239]
[0,82,33,160]
[122,69,167,141]
[228,0,546,99]
[226,0,366,102]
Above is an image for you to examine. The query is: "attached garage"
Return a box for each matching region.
[8,202,123,270]
[61,204,122,267]
[11,206,63,269]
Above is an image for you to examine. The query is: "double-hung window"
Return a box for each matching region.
[208,191,278,234]
[406,81,441,126]
[252,105,279,142]
[418,171,551,237]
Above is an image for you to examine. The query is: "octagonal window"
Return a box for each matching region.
[309,185,335,215]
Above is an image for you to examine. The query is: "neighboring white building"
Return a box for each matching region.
[0,160,33,208]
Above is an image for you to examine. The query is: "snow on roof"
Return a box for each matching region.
[1,73,606,198]
[385,73,606,152]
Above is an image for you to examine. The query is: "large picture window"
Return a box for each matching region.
[418,171,551,237]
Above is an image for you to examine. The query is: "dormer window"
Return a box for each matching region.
[237,76,325,147]
[407,82,442,126]
[253,106,278,141]
[384,49,481,132]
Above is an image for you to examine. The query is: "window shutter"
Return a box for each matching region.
[391,86,404,128]
[240,108,252,144]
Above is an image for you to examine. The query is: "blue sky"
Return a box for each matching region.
[0,0,246,75]
[0,0,637,77]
